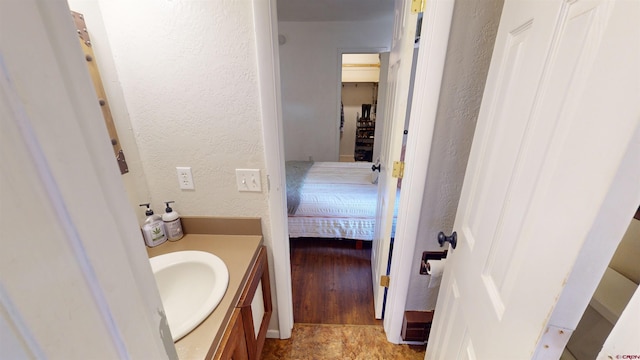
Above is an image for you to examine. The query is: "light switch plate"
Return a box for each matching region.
[236,169,261,192]
[176,167,194,190]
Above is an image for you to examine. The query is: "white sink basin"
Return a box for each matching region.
[150,250,229,341]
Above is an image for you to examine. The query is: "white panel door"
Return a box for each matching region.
[1,0,173,358]
[371,0,418,319]
[427,0,640,358]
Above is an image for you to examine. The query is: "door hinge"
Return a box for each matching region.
[380,275,390,288]
[392,161,405,179]
[411,0,427,14]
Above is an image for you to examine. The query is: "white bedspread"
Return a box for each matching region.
[287,162,397,241]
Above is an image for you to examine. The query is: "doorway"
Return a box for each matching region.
[340,53,381,163]
[269,0,452,339]
[277,7,398,326]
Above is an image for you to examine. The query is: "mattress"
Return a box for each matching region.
[287,162,397,241]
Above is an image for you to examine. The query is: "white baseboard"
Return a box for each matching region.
[401,340,427,345]
[266,329,280,339]
[339,155,355,162]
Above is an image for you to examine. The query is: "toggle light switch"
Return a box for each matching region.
[235,169,262,192]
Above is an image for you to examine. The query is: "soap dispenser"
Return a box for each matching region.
[139,203,167,247]
[162,201,184,241]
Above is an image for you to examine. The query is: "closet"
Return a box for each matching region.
[354,103,376,162]
[339,53,381,162]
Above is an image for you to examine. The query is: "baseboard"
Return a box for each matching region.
[339,155,355,162]
[266,329,280,339]
[401,340,427,345]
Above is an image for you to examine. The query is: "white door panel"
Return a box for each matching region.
[428,0,639,357]
[1,0,174,357]
[371,0,418,319]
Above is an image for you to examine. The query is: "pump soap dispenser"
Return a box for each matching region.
[139,203,167,247]
[162,201,184,241]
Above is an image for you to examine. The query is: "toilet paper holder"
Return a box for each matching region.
[419,250,448,275]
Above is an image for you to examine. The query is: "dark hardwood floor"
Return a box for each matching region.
[290,238,382,325]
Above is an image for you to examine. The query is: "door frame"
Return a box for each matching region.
[382,0,456,343]
[255,0,456,341]
[532,124,640,358]
[252,0,293,339]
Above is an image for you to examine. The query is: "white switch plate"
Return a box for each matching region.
[235,169,261,192]
[176,167,194,190]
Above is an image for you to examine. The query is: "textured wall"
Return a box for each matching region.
[405,0,505,311]
[278,20,392,161]
[96,0,268,219]
[95,0,277,329]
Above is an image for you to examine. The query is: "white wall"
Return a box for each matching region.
[340,83,377,160]
[342,53,381,82]
[610,219,640,284]
[343,54,380,65]
[599,285,640,358]
[278,20,392,161]
[87,0,279,332]
[405,0,504,311]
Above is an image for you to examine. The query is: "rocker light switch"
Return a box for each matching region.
[236,169,262,192]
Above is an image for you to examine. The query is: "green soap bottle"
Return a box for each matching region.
[140,203,167,247]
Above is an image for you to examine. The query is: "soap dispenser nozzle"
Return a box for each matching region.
[164,201,175,213]
[139,203,153,216]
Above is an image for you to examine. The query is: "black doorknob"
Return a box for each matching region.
[371,164,381,172]
[437,231,457,249]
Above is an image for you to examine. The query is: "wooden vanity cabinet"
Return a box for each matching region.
[215,246,272,360]
[215,309,249,360]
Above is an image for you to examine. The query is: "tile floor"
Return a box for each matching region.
[261,323,426,360]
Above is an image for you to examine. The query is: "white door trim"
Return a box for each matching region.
[252,0,293,339]
[533,125,640,358]
[383,0,456,343]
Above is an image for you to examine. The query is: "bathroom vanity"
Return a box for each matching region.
[147,217,271,360]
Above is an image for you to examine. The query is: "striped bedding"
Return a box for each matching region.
[286,162,396,241]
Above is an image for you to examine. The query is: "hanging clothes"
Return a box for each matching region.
[340,101,345,133]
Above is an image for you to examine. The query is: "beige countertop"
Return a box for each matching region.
[147,233,263,360]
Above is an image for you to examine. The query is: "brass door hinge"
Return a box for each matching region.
[71,11,128,174]
[411,0,426,14]
[380,275,390,288]
[392,161,405,179]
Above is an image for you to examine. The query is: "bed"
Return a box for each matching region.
[286,161,397,241]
